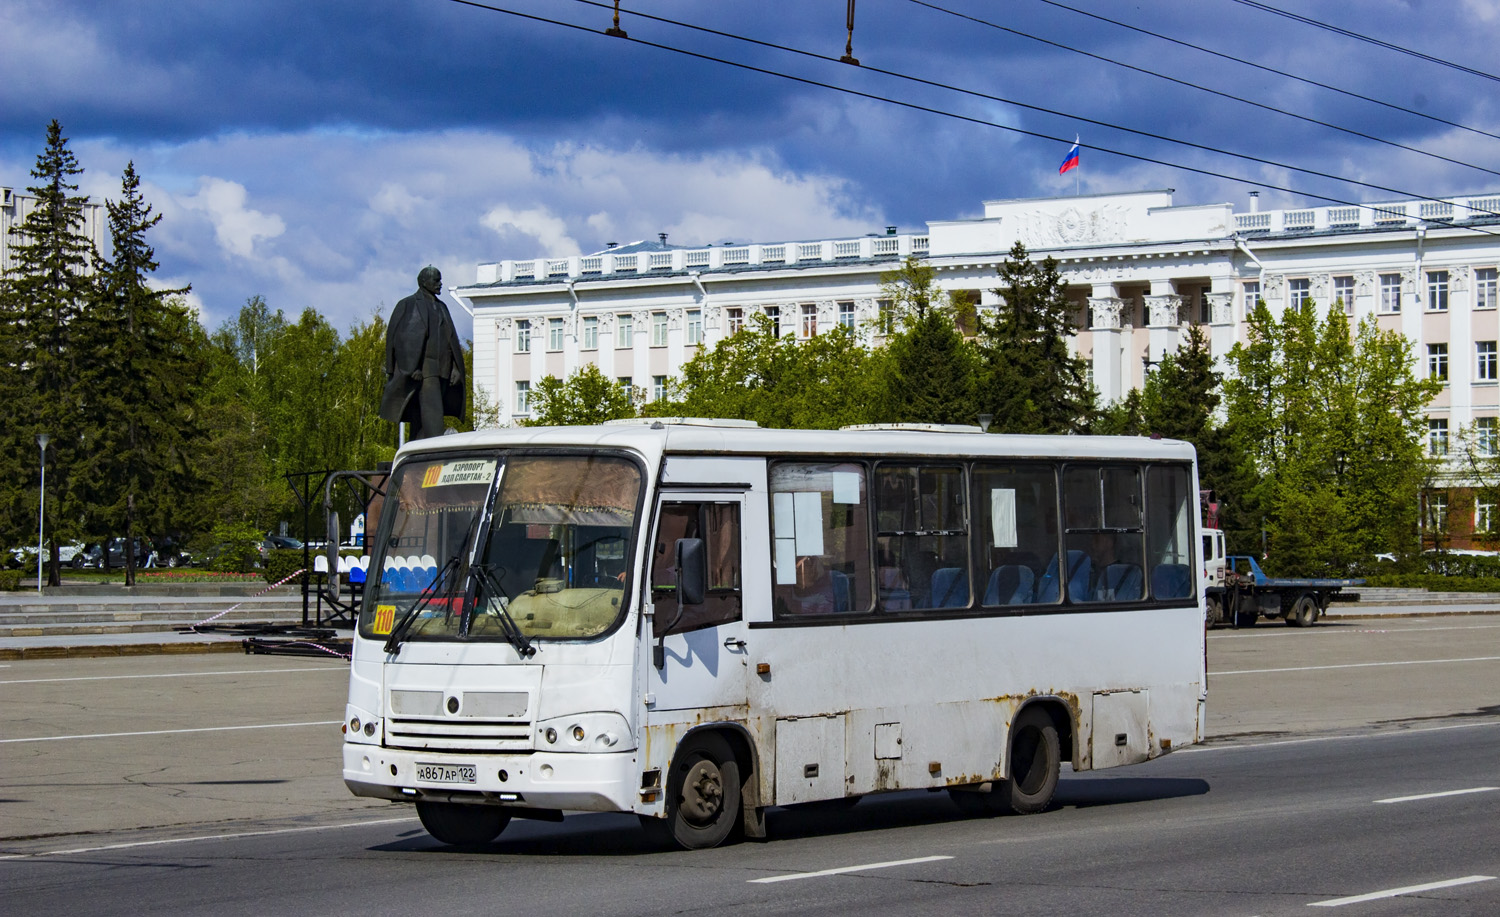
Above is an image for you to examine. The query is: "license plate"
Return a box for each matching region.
[415,762,476,784]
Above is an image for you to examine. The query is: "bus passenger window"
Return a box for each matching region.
[651,502,741,637]
[1062,465,1145,604]
[1146,465,1194,599]
[874,465,968,610]
[769,462,871,616]
[974,464,1060,606]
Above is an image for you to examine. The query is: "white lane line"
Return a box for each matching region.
[0,667,340,685]
[1309,875,1496,907]
[0,816,418,860]
[0,720,340,744]
[749,855,953,884]
[1214,656,1500,676]
[1375,787,1499,804]
[1180,719,1500,754]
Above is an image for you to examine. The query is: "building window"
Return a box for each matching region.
[582,315,598,350]
[877,299,895,335]
[1480,342,1498,382]
[651,312,668,347]
[1429,418,1450,456]
[1428,270,1450,312]
[1243,281,1261,315]
[1428,343,1448,382]
[686,309,702,345]
[617,314,634,349]
[800,303,818,338]
[548,317,564,351]
[726,307,744,335]
[765,305,782,337]
[1379,273,1402,313]
[515,380,530,415]
[1478,417,1498,456]
[1425,492,1448,530]
[652,375,667,402]
[617,376,635,403]
[1477,268,1498,310]
[838,300,856,330]
[1334,275,1355,315]
[1288,278,1311,306]
[515,320,531,353]
[1479,499,1496,534]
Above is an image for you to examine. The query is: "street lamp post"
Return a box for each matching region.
[36,433,50,593]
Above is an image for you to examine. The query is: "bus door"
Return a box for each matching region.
[646,493,749,713]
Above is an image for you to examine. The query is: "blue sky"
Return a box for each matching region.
[5,0,1500,340]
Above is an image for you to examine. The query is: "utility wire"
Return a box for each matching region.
[565,0,1500,218]
[1025,0,1500,145]
[441,0,1500,237]
[1228,0,1500,86]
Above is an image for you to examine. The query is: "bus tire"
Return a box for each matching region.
[415,800,511,846]
[1287,595,1318,627]
[656,732,742,849]
[1001,706,1061,815]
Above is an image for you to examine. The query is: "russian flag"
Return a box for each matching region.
[1058,138,1080,175]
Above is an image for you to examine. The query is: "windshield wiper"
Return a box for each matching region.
[382,552,465,655]
[471,562,537,659]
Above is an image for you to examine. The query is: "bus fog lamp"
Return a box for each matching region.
[363,721,376,737]
[544,727,558,744]
[571,725,586,742]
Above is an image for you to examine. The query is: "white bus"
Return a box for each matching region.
[343,419,1207,849]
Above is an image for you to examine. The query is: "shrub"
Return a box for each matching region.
[0,569,23,591]
[200,522,263,573]
[264,548,310,585]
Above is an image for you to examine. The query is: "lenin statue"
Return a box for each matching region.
[380,266,466,440]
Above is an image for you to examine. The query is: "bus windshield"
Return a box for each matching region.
[359,451,642,644]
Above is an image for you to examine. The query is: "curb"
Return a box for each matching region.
[0,641,246,661]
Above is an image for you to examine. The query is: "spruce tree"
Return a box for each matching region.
[73,161,199,583]
[0,121,97,585]
[874,257,977,425]
[976,242,1095,434]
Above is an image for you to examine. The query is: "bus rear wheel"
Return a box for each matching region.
[648,732,742,850]
[1000,706,1061,815]
[416,800,511,846]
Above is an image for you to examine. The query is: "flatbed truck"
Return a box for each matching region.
[1205,552,1363,628]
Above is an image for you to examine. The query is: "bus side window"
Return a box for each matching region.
[652,502,742,638]
[974,463,1059,607]
[769,462,872,616]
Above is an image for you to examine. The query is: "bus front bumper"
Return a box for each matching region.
[342,743,639,813]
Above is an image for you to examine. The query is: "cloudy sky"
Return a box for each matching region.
[5,0,1500,339]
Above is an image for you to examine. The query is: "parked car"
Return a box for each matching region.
[260,534,304,561]
[75,537,157,570]
[9,542,86,568]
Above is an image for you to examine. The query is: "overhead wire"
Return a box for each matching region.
[1023,0,1500,145]
[440,0,1500,237]
[560,0,1500,225]
[1227,0,1500,86]
[904,0,1500,181]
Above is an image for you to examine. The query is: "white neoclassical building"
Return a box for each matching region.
[1,184,106,276]
[457,188,1500,545]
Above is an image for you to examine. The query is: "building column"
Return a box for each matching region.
[1089,291,1125,405]
[1144,289,1186,371]
[493,318,514,416]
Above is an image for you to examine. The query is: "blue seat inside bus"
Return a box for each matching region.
[983,564,1035,605]
[929,567,969,608]
[1151,563,1192,599]
[1095,563,1143,601]
[1035,551,1092,603]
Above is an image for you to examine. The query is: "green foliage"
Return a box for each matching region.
[264,548,308,585]
[874,258,977,424]
[976,242,1095,434]
[202,522,263,573]
[527,363,638,425]
[0,569,22,591]
[651,314,882,429]
[1225,298,1440,575]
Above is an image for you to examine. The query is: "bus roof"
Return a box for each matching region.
[398,419,1197,465]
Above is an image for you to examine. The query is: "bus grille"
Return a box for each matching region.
[386,717,533,752]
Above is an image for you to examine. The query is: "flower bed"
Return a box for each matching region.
[136,570,263,583]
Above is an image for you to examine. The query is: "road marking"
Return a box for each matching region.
[1375,787,1499,804]
[0,720,341,744]
[0,816,418,860]
[0,667,340,685]
[1181,719,1500,754]
[749,855,953,884]
[1309,875,1495,907]
[1213,655,1500,676]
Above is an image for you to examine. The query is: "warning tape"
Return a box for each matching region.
[187,568,308,633]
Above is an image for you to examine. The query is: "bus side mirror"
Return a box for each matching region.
[675,538,706,606]
[327,511,342,586]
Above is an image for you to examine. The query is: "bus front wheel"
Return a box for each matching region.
[416,800,511,846]
[650,732,742,850]
[1001,706,1061,815]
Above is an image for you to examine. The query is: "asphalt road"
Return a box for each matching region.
[3,615,1499,915]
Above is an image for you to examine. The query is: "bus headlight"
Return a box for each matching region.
[345,704,379,745]
[534,713,632,753]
